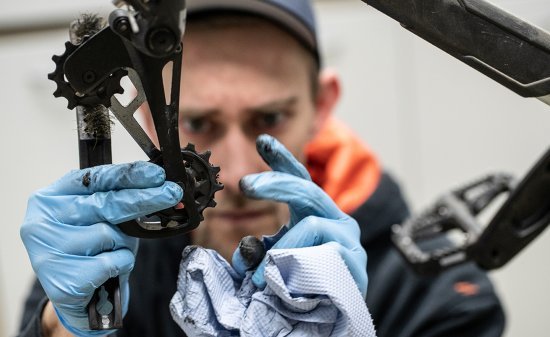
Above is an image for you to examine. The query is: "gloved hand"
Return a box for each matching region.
[232,135,368,298]
[20,162,183,336]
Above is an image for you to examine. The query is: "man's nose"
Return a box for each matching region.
[214,128,268,194]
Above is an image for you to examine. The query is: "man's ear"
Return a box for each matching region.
[313,69,341,136]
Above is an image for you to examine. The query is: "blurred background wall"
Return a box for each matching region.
[0,0,548,336]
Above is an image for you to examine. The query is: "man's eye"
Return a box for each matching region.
[182,118,212,134]
[254,112,285,129]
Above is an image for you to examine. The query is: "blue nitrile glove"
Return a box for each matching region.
[232,135,368,298]
[20,162,183,336]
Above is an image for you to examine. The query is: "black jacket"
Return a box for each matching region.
[18,173,505,337]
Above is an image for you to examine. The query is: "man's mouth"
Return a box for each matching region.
[212,209,271,222]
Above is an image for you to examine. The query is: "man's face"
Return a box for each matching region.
[151,17,325,261]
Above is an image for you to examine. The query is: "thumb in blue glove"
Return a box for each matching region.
[232,135,368,298]
[20,162,183,336]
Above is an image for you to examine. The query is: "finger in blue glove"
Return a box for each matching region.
[232,135,368,298]
[255,133,311,181]
[21,161,183,336]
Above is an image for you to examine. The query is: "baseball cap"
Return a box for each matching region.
[186,0,320,64]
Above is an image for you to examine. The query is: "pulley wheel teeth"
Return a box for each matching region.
[48,40,124,109]
[200,150,211,161]
[183,143,196,152]
[180,145,223,218]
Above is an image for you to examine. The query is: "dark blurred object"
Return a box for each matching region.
[362,0,550,104]
[393,148,550,275]
[238,236,266,270]
[361,0,550,275]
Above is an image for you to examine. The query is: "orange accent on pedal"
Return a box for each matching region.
[454,281,480,296]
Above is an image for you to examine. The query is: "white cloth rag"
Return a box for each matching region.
[170,242,376,337]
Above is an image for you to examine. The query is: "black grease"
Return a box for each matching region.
[239,178,262,200]
[239,178,251,194]
[182,245,199,259]
[82,105,113,138]
[184,316,196,325]
[256,137,273,164]
[119,162,137,186]
[82,171,92,187]
[72,13,104,44]
[239,236,266,269]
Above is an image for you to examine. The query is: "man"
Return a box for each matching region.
[18,0,505,336]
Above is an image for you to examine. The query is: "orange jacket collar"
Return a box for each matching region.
[305,118,381,214]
